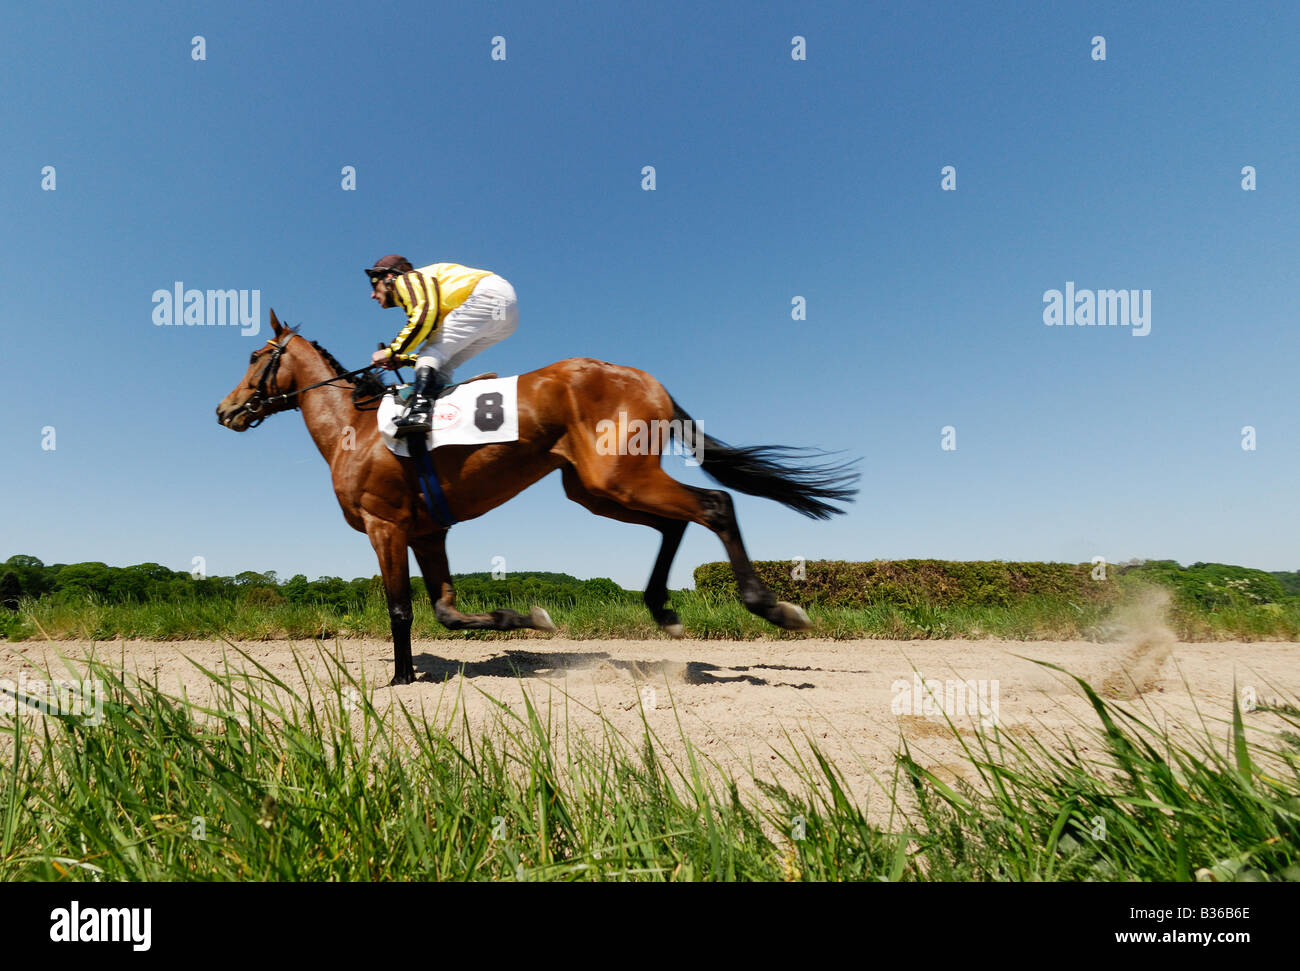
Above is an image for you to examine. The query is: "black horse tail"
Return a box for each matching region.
[668,396,860,520]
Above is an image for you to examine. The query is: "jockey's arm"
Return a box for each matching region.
[384,270,442,365]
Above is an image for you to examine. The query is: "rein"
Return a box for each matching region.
[238,334,390,428]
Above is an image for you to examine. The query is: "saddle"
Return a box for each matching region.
[391,371,502,531]
[439,372,498,399]
[389,372,499,403]
[377,372,519,457]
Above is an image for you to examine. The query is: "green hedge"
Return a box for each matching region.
[692,559,1117,609]
[1125,560,1291,609]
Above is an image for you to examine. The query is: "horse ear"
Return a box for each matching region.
[270,308,284,336]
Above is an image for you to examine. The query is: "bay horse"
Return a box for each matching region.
[216,310,858,685]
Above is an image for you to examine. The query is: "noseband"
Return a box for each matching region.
[239,335,293,427]
[231,333,386,428]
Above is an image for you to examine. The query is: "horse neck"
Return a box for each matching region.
[292,342,362,463]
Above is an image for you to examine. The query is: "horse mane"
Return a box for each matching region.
[309,339,388,400]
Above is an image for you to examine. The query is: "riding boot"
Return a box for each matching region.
[393,365,441,437]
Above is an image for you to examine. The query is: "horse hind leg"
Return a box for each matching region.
[682,483,810,630]
[561,466,687,636]
[570,462,810,632]
[411,536,556,634]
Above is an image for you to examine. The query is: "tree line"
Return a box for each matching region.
[0,555,636,612]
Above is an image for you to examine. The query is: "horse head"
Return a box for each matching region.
[215,309,304,431]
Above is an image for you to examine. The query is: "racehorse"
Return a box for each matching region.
[216,310,859,685]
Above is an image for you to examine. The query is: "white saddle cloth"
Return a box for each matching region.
[377,375,520,457]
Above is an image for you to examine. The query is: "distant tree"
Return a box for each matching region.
[356,575,383,604]
[243,586,286,607]
[3,555,52,598]
[310,577,353,611]
[0,571,21,611]
[189,575,228,600]
[54,562,112,597]
[132,562,178,583]
[1271,571,1300,599]
[282,574,310,604]
[1136,561,1286,609]
[581,577,624,601]
[161,576,197,600]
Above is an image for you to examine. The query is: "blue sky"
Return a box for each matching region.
[2,1,1297,590]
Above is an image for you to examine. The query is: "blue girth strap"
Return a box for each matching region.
[408,439,457,528]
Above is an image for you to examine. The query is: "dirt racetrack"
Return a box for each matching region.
[4,630,1296,818]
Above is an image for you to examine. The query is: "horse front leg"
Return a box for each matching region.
[365,518,416,685]
[412,536,556,633]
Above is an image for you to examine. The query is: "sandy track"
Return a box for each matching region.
[3,635,1296,816]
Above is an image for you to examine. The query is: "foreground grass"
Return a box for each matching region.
[1,649,1298,881]
[7,581,1299,642]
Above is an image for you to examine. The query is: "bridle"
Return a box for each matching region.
[233,332,385,428]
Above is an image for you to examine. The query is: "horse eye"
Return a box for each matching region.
[249,352,259,364]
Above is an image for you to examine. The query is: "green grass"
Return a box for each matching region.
[2,647,1298,881]
[6,577,1299,642]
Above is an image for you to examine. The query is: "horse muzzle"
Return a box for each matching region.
[216,397,261,431]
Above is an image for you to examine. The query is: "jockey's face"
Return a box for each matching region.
[370,273,398,308]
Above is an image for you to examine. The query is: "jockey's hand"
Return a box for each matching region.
[371,349,398,369]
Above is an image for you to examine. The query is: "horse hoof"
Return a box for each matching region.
[389,673,416,687]
[662,623,685,639]
[774,601,812,631]
[529,606,557,632]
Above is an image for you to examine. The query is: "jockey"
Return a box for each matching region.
[366,254,519,436]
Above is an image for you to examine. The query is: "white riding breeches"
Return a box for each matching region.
[414,274,518,381]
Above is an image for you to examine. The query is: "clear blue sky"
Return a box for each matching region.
[3,1,1297,590]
